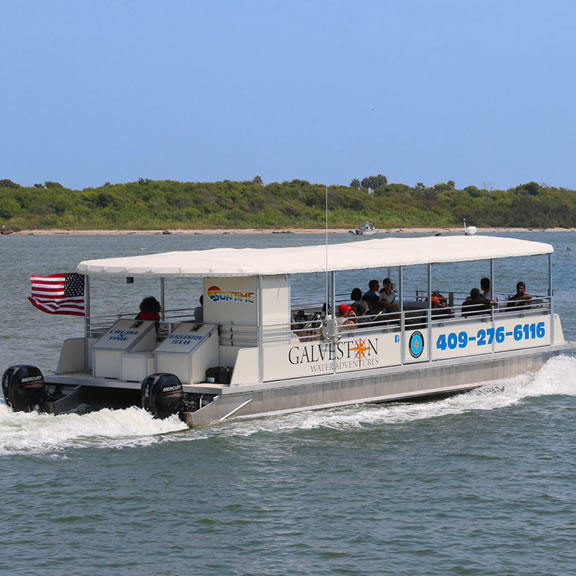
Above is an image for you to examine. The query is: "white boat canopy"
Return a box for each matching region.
[76,236,553,278]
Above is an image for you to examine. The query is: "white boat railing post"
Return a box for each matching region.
[330,271,337,374]
[399,267,405,365]
[490,259,495,354]
[427,263,432,362]
[160,278,166,322]
[257,276,264,383]
[549,253,555,345]
[324,184,330,320]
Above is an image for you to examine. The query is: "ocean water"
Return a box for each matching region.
[1,231,575,576]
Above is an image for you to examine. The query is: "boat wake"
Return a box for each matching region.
[1,355,575,454]
[0,404,187,456]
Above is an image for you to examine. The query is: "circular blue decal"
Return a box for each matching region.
[409,331,424,358]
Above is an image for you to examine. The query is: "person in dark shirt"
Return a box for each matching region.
[507,281,532,308]
[362,279,380,311]
[350,288,368,318]
[194,295,204,323]
[461,288,491,318]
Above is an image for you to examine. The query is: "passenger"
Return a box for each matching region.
[507,281,532,308]
[350,287,368,318]
[429,290,453,318]
[461,288,491,318]
[430,290,447,308]
[292,310,321,342]
[480,277,498,307]
[337,304,357,329]
[194,295,204,323]
[363,292,381,315]
[363,280,380,309]
[380,278,397,308]
[136,296,161,331]
[379,277,401,323]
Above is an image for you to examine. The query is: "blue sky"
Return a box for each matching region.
[2,0,575,191]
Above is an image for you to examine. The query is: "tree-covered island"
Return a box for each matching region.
[1,176,575,231]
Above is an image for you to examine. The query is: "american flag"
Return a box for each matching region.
[28,273,85,316]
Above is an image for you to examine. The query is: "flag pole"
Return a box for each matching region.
[84,275,90,369]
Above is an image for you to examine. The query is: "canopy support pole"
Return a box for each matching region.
[84,275,91,370]
[399,266,405,365]
[549,253,555,344]
[490,259,496,354]
[160,278,166,321]
[257,276,264,383]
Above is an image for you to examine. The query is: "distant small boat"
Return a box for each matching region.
[463,219,477,236]
[0,226,14,235]
[349,222,378,236]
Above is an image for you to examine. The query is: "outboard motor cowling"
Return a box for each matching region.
[141,373,183,419]
[2,365,47,412]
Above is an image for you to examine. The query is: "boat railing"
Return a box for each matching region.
[219,323,259,347]
[397,297,550,331]
[85,297,551,346]
[86,307,197,339]
[414,290,550,310]
[266,295,553,345]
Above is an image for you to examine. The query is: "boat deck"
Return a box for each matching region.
[45,373,226,395]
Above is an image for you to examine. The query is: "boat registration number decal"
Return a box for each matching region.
[435,322,546,351]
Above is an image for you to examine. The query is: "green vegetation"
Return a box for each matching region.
[1,177,576,231]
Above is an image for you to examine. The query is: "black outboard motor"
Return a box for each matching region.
[2,365,47,413]
[141,373,183,419]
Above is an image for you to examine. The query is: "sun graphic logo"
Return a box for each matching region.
[350,338,372,366]
[207,285,255,303]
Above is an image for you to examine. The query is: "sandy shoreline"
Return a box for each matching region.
[8,227,576,236]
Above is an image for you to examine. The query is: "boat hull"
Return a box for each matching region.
[184,343,575,427]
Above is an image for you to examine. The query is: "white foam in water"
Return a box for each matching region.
[1,355,575,452]
[0,404,187,455]
[520,354,576,397]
